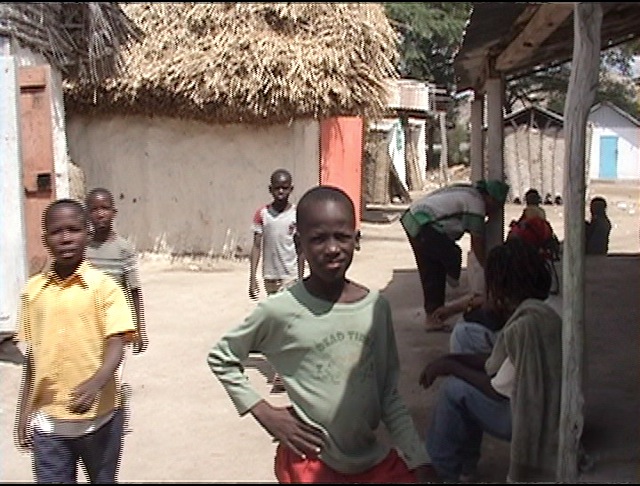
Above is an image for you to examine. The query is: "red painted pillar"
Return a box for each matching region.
[319,116,364,228]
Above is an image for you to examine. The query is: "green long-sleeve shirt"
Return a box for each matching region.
[207,282,430,474]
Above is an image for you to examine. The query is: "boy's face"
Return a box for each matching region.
[591,200,606,215]
[87,193,116,231]
[296,199,358,284]
[44,206,88,266]
[269,175,293,204]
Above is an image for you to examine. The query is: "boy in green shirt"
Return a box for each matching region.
[208,185,435,483]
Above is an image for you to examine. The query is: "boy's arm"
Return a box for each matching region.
[470,232,486,268]
[67,278,136,414]
[432,292,483,322]
[461,211,486,268]
[69,334,126,414]
[14,292,33,449]
[249,232,262,300]
[419,353,503,400]
[208,300,283,417]
[131,288,148,354]
[378,304,432,470]
[250,400,324,459]
[15,350,34,449]
[122,241,147,353]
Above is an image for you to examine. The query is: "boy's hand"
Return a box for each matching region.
[432,305,452,322]
[68,378,101,414]
[419,356,453,389]
[251,401,324,459]
[249,279,260,300]
[133,328,149,354]
[15,416,32,451]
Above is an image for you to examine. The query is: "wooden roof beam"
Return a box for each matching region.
[496,3,574,72]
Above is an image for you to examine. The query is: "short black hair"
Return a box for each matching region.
[270,169,292,185]
[86,187,115,206]
[590,196,607,215]
[43,199,88,229]
[525,188,542,205]
[485,237,551,317]
[296,185,355,229]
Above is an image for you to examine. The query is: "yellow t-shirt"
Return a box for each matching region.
[17,260,136,421]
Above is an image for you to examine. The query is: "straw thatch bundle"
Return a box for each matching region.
[63,3,400,125]
[0,2,141,83]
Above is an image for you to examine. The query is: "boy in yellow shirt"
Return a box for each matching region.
[14,199,136,483]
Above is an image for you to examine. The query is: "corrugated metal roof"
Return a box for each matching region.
[504,105,564,128]
[453,3,532,92]
[454,3,640,93]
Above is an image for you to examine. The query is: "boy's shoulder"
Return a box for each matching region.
[88,234,136,252]
[111,234,136,252]
[23,272,49,297]
[22,261,119,298]
[253,204,269,223]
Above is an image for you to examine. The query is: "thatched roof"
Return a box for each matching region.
[0,3,141,84]
[63,3,400,125]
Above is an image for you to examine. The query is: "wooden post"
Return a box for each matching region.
[485,75,505,251]
[0,36,28,337]
[438,112,449,186]
[426,124,435,173]
[402,115,422,191]
[558,3,602,482]
[470,93,485,182]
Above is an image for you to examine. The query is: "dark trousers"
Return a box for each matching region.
[405,224,462,313]
[32,408,124,484]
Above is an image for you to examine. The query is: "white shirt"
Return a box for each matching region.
[252,204,298,280]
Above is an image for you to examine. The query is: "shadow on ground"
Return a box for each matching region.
[380,254,640,483]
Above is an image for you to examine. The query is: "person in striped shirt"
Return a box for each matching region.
[85,188,147,435]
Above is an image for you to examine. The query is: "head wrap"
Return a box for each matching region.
[476,179,510,204]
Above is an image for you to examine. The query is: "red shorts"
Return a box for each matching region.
[274,444,417,484]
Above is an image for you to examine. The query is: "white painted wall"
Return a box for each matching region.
[588,104,640,180]
[66,115,320,256]
[0,44,28,334]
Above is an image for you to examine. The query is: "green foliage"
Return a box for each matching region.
[383,4,638,117]
[383,2,471,89]
[382,4,640,167]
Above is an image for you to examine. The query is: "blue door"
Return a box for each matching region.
[599,135,618,179]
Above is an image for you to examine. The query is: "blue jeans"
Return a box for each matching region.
[426,377,511,482]
[449,320,497,355]
[32,408,124,483]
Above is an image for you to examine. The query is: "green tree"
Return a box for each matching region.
[383,3,472,170]
[383,2,471,90]
[384,4,639,118]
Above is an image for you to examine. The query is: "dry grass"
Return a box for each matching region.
[63,3,399,124]
[0,3,140,83]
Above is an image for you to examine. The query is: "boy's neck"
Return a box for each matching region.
[92,228,116,242]
[54,259,83,280]
[271,200,289,212]
[304,278,346,303]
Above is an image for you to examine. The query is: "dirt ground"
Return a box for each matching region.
[1,180,638,483]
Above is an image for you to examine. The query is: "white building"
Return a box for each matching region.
[588,101,640,181]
